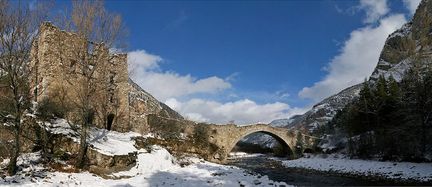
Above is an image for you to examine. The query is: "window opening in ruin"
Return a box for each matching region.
[108,88,115,103]
[109,73,115,84]
[108,72,117,103]
[107,114,115,131]
[70,60,76,67]
[69,60,77,73]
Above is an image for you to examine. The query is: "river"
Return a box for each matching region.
[227,155,408,186]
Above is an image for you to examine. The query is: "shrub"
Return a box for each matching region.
[37,98,70,120]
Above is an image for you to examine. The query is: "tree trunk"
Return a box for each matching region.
[76,121,88,169]
[7,124,20,175]
[421,119,426,158]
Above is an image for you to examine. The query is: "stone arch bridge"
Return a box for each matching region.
[202,124,319,163]
[146,115,319,164]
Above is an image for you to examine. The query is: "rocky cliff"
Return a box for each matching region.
[371,0,432,81]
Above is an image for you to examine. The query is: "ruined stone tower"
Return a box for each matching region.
[30,22,183,134]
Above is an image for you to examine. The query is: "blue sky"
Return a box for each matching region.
[111,1,361,106]
[54,0,420,124]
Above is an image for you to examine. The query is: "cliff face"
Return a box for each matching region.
[371,0,432,81]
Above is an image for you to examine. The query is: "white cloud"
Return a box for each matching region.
[128,50,305,124]
[128,50,161,73]
[359,0,389,23]
[127,50,231,101]
[299,14,407,102]
[165,98,306,125]
[402,0,421,15]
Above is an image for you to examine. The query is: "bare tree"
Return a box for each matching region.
[0,0,49,175]
[55,0,127,168]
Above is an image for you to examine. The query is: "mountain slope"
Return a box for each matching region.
[286,83,362,133]
[128,78,184,120]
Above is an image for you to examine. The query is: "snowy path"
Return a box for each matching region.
[278,155,432,182]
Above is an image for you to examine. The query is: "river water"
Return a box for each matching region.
[227,155,403,186]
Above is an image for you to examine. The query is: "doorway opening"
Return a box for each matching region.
[107,114,115,131]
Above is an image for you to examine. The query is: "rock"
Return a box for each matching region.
[253,179,262,185]
[213,153,220,159]
[87,149,137,176]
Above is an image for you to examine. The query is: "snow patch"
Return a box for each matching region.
[41,118,141,156]
[42,118,77,138]
[111,146,176,178]
[388,23,412,39]
[87,128,140,156]
[228,152,265,159]
[371,58,412,82]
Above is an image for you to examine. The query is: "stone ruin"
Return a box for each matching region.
[30,22,183,135]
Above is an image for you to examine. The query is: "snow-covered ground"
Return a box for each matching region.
[41,118,142,156]
[278,154,432,182]
[0,147,288,187]
[1,120,289,187]
[87,128,140,156]
[228,152,265,159]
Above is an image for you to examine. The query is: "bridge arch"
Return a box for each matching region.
[167,121,320,163]
[228,130,294,158]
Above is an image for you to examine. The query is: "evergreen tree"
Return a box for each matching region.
[400,67,425,160]
[331,65,432,160]
[354,80,375,134]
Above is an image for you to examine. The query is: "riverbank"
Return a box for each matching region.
[276,154,432,185]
